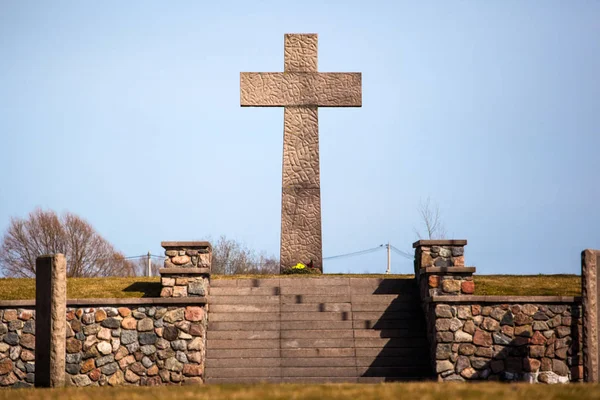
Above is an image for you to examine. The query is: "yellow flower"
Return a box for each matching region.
[292,263,306,270]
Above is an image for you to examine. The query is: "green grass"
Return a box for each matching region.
[0,274,581,300]
[475,274,581,296]
[1,383,599,400]
[0,277,161,300]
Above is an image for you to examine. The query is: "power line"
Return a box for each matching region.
[390,245,413,260]
[86,254,165,262]
[323,245,384,261]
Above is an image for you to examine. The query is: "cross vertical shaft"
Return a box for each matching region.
[281,34,322,271]
[240,34,362,273]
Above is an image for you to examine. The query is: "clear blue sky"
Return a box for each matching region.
[1,1,598,275]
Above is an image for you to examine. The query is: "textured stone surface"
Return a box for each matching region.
[159,243,211,299]
[240,34,362,272]
[240,72,361,107]
[427,301,583,383]
[582,249,599,382]
[414,241,474,298]
[0,303,207,388]
[35,254,67,388]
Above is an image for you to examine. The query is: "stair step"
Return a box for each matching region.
[352,303,420,312]
[205,377,282,384]
[358,366,433,377]
[350,295,418,303]
[210,279,280,288]
[206,367,280,378]
[281,377,357,383]
[209,321,280,331]
[208,339,279,349]
[354,338,428,348]
[281,339,355,349]
[209,312,279,322]
[206,358,281,368]
[282,367,356,377]
[210,287,280,296]
[356,347,428,357]
[281,303,351,312]
[207,331,279,340]
[280,295,351,304]
[206,349,280,358]
[209,304,279,313]
[350,286,418,295]
[280,330,354,339]
[279,278,350,287]
[281,321,353,330]
[353,320,425,330]
[353,328,426,338]
[353,311,422,320]
[281,348,355,358]
[355,356,431,367]
[280,357,357,367]
[281,312,351,321]
[280,286,350,295]
[210,295,279,304]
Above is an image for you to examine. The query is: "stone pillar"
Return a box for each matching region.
[35,254,67,388]
[413,240,475,298]
[159,241,211,298]
[582,249,600,382]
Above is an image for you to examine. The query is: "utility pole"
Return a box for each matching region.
[147,251,151,277]
[385,242,391,274]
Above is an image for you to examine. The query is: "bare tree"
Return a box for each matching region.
[0,208,134,277]
[414,197,447,240]
[211,235,279,275]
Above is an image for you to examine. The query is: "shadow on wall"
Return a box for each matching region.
[360,279,435,381]
[123,282,162,297]
[436,304,583,382]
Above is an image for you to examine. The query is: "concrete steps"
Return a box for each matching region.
[204,277,434,383]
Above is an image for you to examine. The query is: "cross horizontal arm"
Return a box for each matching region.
[240,72,362,107]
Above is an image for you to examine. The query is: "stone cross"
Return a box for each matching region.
[35,254,67,387]
[240,33,362,272]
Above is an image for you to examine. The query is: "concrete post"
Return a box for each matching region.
[35,254,67,388]
[582,249,599,382]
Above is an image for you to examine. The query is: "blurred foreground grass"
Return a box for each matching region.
[0,383,599,400]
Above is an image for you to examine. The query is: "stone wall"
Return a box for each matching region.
[414,239,584,384]
[427,300,583,383]
[0,301,207,388]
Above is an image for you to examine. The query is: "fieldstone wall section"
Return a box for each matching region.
[160,242,211,298]
[427,299,582,383]
[0,300,207,388]
[414,239,585,384]
[0,308,35,388]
